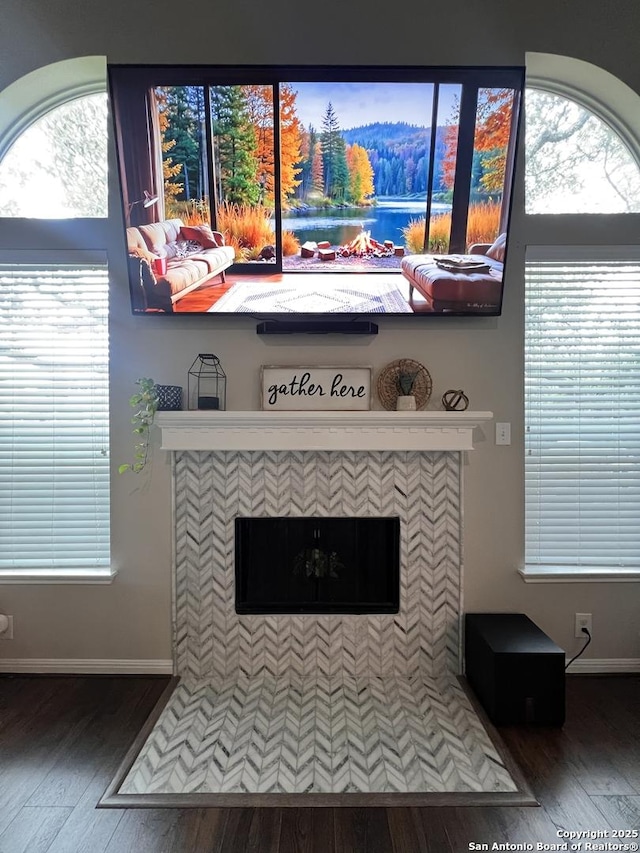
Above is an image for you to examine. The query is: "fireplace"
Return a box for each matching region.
[172,448,463,680]
[235,516,400,614]
[117,412,519,800]
[156,410,492,680]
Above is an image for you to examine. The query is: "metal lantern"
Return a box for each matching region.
[188,354,227,411]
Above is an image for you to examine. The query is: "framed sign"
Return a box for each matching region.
[261,366,371,411]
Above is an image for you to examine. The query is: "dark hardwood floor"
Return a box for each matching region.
[0,674,638,851]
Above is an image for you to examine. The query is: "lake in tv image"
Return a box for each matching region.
[108,64,523,316]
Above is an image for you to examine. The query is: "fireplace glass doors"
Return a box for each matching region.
[235,516,400,614]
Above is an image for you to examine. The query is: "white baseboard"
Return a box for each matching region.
[565,658,640,673]
[0,657,637,676]
[0,658,174,675]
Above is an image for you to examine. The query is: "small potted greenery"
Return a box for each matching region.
[118,377,159,474]
[396,369,418,410]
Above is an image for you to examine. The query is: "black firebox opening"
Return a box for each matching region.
[235,516,400,615]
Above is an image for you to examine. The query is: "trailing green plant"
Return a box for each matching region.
[118,377,159,474]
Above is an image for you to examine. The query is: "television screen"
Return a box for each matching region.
[108,64,524,318]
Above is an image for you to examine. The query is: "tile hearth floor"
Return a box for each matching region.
[116,675,519,797]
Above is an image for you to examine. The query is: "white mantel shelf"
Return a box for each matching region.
[156,410,493,452]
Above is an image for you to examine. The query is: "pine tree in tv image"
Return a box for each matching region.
[108,65,523,316]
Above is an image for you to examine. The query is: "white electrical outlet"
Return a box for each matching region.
[0,614,13,640]
[495,422,511,445]
[574,612,592,638]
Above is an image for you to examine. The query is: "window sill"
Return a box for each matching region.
[519,567,640,583]
[0,568,118,585]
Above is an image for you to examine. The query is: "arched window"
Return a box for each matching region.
[523,54,640,580]
[0,58,111,582]
[525,87,640,214]
[0,92,108,217]
[0,56,108,218]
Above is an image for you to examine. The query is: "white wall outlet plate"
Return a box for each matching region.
[574,612,592,638]
[495,422,511,445]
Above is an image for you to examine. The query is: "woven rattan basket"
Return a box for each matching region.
[376,359,432,411]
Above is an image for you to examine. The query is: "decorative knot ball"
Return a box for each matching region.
[442,389,469,411]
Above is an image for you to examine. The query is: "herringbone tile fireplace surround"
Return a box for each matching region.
[176,448,461,681]
[115,412,525,801]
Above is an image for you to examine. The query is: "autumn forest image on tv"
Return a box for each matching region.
[109,66,522,314]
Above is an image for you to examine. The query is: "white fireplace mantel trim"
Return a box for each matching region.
[156,410,493,452]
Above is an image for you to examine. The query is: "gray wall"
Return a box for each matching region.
[1,0,638,666]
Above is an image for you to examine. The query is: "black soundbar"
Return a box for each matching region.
[256,320,379,335]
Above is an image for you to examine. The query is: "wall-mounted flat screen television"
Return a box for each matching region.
[108,64,524,318]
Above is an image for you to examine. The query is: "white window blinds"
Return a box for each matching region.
[0,265,110,571]
[525,249,640,571]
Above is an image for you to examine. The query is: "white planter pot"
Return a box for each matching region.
[396,395,417,411]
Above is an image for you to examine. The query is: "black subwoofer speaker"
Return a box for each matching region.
[465,613,565,726]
